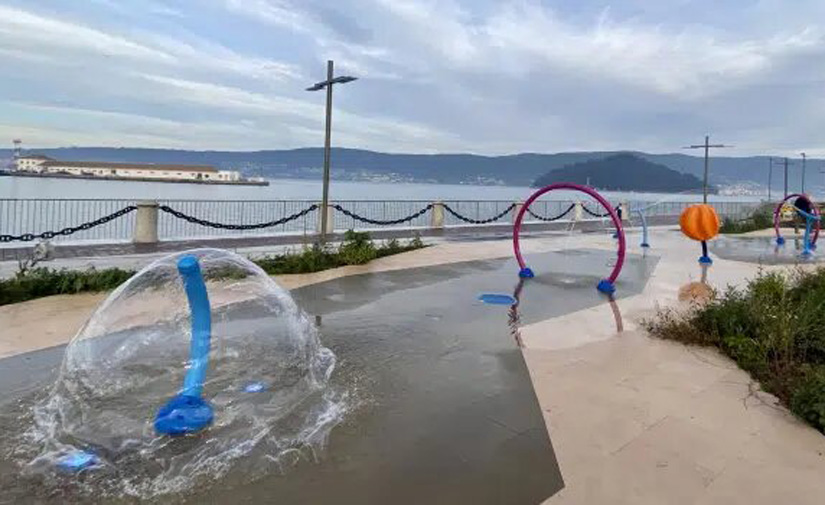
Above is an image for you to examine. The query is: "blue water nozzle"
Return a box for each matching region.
[699,255,713,265]
[478,293,518,305]
[56,450,98,472]
[518,267,535,278]
[154,394,214,435]
[243,382,267,393]
[776,236,786,245]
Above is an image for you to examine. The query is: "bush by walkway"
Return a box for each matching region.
[0,231,425,307]
[719,204,774,234]
[646,267,825,433]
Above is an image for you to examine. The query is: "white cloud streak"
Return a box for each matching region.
[1,0,824,155]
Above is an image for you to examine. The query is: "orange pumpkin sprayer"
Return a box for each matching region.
[680,204,720,264]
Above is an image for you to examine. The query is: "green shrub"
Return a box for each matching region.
[338,230,377,265]
[0,267,134,306]
[720,205,774,234]
[790,366,825,431]
[254,243,341,275]
[0,231,428,306]
[645,267,825,433]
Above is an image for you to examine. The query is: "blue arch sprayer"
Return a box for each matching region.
[154,255,214,436]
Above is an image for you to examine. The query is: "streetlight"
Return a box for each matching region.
[682,135,732,203]
[767,157,773,201]
[801,152,807,194]
[773,157,795,198]
[306,60,357,241]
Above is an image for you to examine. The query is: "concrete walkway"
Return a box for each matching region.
[2,226,825,503]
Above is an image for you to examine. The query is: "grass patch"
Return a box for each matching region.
[645,267,825,433]
[0,231,426,307]
[719,204,774,234]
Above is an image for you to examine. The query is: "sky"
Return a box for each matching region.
[0,0,824,156]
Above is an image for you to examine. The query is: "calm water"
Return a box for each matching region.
[0,175,759,203]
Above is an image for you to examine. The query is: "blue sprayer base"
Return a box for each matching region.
[597,279,616,294]
[155,394,214,436]
[776,236,786,245]
[640,243,650,248]
[519,267,535,278]
[56,450,98,472]
[698,255,713,265]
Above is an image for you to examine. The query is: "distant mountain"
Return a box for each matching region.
[0,146,812,192]
[533,153,712,194]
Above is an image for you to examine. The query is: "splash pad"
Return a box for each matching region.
[513,183,626,294]
[22,249,344,499]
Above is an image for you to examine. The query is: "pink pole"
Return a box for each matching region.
[513,183,626,292]
[774,193,820,245]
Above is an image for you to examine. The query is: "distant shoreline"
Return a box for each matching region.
[0,171,269,186]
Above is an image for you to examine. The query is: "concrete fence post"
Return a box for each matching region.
[431,201,445,229]
[513,202,524,224]
[317,203,334,235]
[573,201,584,221]
[134,200,159,244]
[620,202,630,222]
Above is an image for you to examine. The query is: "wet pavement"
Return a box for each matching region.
[0,249,656,504]
[710,235,825,265]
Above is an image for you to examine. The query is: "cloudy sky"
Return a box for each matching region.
[0,0,823,155]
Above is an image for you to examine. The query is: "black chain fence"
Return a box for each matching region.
[581,204,621,218]
[332,203,433,225]
[526,203,576,222]
[443,203,517,224]
[159,204,318,230]
[0,205,137,243]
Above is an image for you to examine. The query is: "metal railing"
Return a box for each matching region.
[0,198,139,244]
[157,200,317,239]
[0,198,763,248]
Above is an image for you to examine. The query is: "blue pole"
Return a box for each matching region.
[699,240,713,264]
[154,255,215,436]
[179,256,212,398]
[794,206,818,257]
[802,215,814,257]
[636,209,650,248]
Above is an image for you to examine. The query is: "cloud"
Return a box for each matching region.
[1,0,825,156]
[0,5,173,62]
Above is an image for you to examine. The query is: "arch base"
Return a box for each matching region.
[597,279,616,294]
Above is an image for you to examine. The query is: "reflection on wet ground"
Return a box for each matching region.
[711,235,825,265]
[0,249,657,504]
[678,263,714,303]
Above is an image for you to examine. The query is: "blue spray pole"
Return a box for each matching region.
[155,255,214,436]
[636,209,650,248]
[796,207,818,257]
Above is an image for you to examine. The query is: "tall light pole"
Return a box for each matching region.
[801,152,807,194]
[769,157,788,199]
[781,157,795,198]
[683,135,732,203]
[306,60,357,241]
[768,157,773,201]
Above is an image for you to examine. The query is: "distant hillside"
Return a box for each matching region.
[533,153,713,194]
[0,146,810,191]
